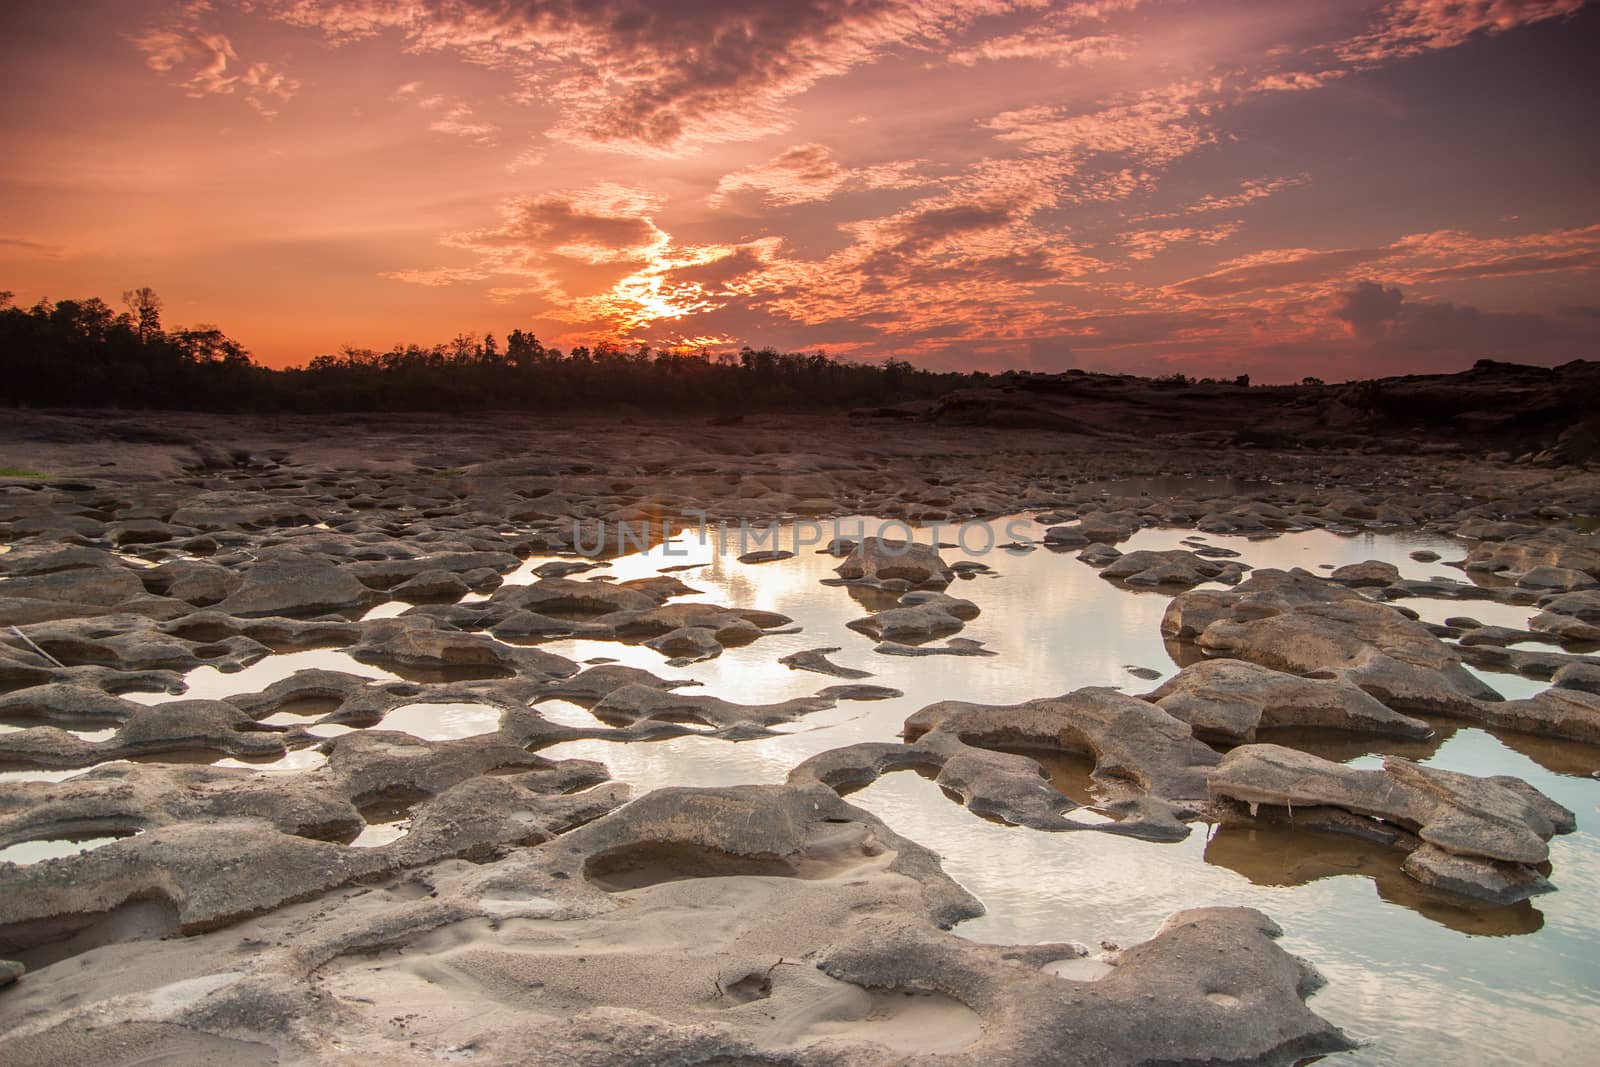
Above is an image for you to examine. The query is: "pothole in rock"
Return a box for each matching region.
[0,761,124,784]
[990,744,1118,823]
[212,748,329,772]
[379,663,518,685]
[0,828,142,865]
[771,986,983,1053]
[1461,665,1549,701]
[347,791,427,848]
[585,843,805,891]
[125,651,402,705]
[12,892,181,971]
[259,696,344,727]
[0,719,120,742]
[1042,956,1116,980]
[721,970,776,1003]
[533,698,609,729]
[585,828,888,892]
[376,702,503,740]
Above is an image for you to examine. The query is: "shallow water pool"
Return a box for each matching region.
[530,514,1599,1065]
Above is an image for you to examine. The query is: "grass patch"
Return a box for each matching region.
[0,466,47,479]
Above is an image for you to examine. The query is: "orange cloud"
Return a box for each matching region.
[129,6,299,117]
[264,0,1036,154]
[708,144,929,208]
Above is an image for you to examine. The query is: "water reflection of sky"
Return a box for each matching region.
[536,515,1598,1067]
[27,512,1597,1064]
[123,649,402,705]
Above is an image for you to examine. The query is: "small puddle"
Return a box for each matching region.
[1042,956,1115,980]
[1396,598,1534,631]
[1461,665,1549,701]
[259,697,343,727]
[0,721,119,742]
[0,761,126,784]
[348,793,424,848]
[534,698,611,729]
[377,702,503,741]
[0,829,141,865]
[125,650,402,705]
[212,749,329,772]
[990,744,1102,808]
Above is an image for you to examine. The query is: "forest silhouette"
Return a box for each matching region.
[0,290,982,413]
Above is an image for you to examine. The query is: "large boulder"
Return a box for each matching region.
[1209,744,1575,904]
[1098,549,1247,589]
[1149,659,1432,744]
[793,688,1220,841]
[0,566,148,607]
[1471,687,1600,745]
[833,537,952,588]
[1515,565,1597,593]
[215,559,371,618]
[1529,589,1600,642]
[1328,560,1401,588]
[140,560,244,606]
[1462,528,1600,580]
[350,617,573,678]
[846,593,977,643]
[1163,569,1499,716]
[1073,509,1144,545]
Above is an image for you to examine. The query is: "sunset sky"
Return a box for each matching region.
[2,0,1597,380]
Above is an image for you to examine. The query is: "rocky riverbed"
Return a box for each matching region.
[1,410,1598,1065]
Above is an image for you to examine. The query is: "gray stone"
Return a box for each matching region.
[1149,659,1432,744]
[1209,744,1574,903]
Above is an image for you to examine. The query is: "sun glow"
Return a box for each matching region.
[552,242,757,338]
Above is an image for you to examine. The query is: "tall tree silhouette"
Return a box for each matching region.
[122,287,163,344]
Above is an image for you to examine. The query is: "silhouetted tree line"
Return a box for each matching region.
[0,292,983,413]
[1,290,256,408]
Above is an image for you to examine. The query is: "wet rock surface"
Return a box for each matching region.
[1149,659,1433,744]
[1096,547,1249,589]
[0,410,1597,1064]
[1208,744,1575,903]
[1165,569,1503,718]
[793,688,1221,840]
[832,536,953,589]
[0,784,1353,1067]
[779,646,873,679]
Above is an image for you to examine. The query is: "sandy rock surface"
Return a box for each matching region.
[1,410,1597,1063]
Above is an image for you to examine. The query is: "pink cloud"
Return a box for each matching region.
[263,0,1035,154]
[707,143,929,208]
[1179,175,1311,215]
[1172,247,1389,297]
[950,33,1131,67]
[129,10,299,117]
[1120,222,1243,260]
[1338,0,1585,63]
